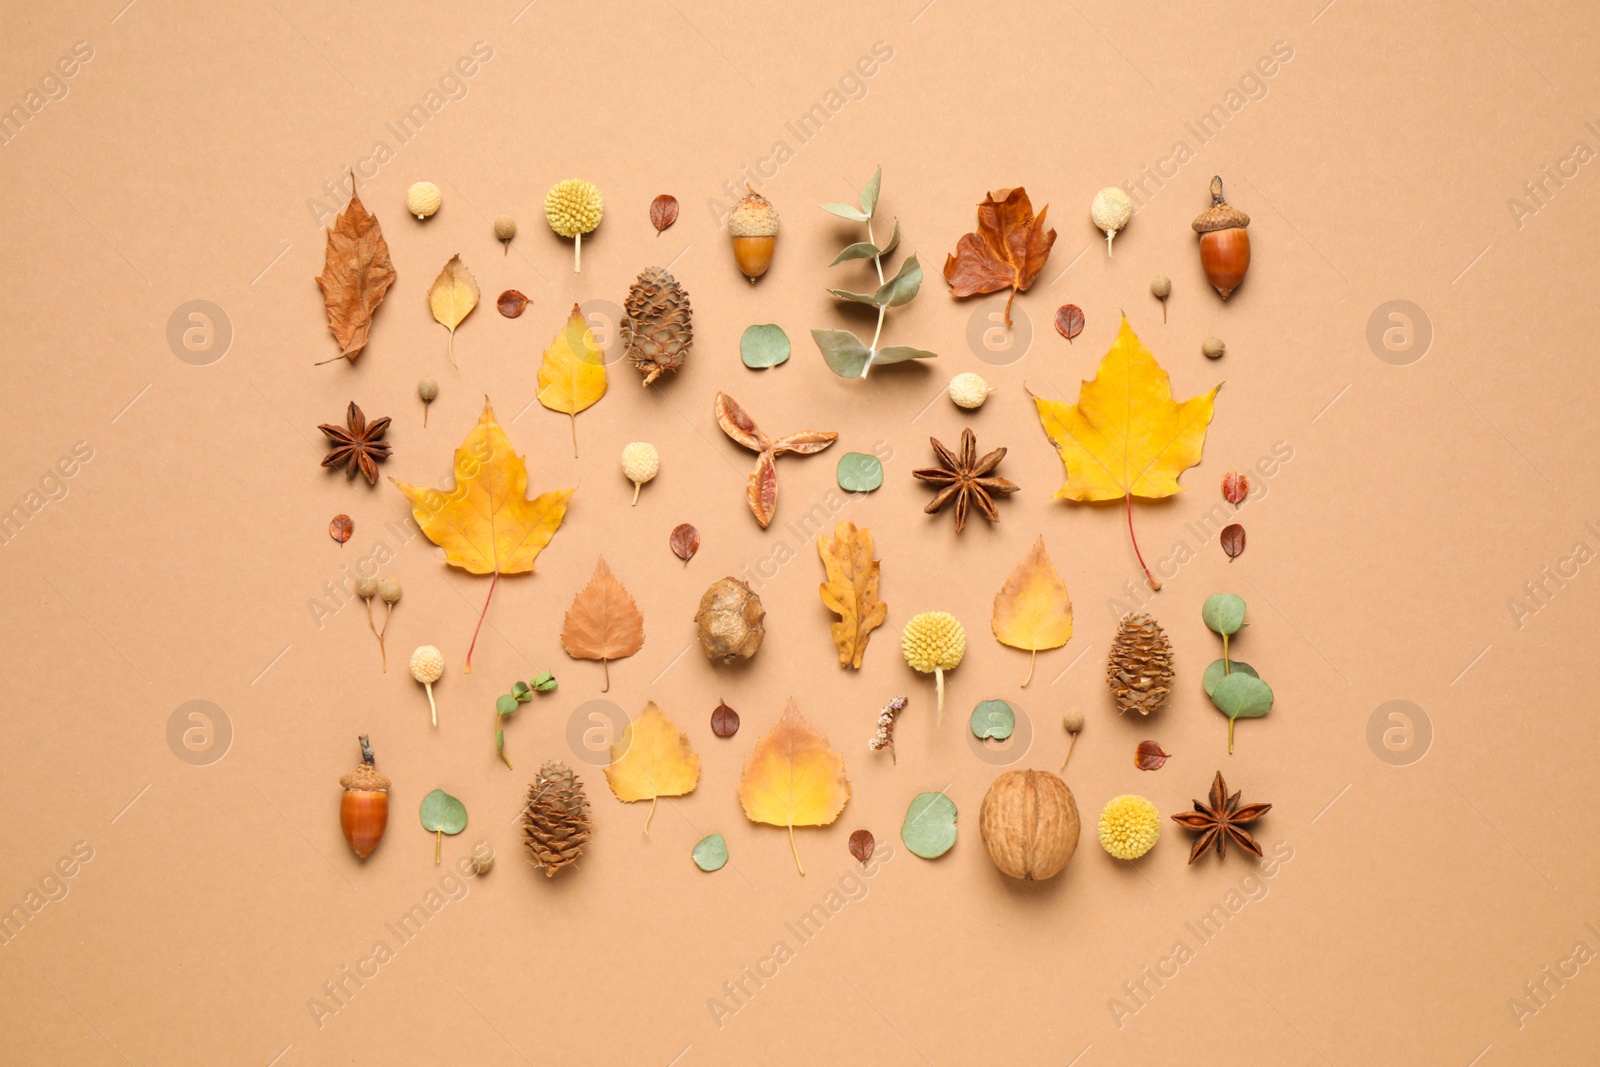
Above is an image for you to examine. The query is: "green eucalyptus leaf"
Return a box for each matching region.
[872,344,938,364]
[969,699,1016,741]
[741,324,791,369]
[831,241,881,265]
[859,166,881,218]
[1210,673,1274,719]
[821,202,869,222]
[901,791,958,859]
[827,287,882,306]
[836,452,884,493]
[496,694,518,716]
[419,789,468,835]
[875,218,901,257]
[874,254,923,308]
[512,681,530,698]
[812,329,871,377]
[1202,658,1259,698]
[532,671,558,692]
[691,833,729,872]
[1202,594,1248,636]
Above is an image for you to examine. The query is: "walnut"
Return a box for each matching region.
[978,769,1080,881]
[694,578,765,664]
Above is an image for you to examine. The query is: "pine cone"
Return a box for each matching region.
[1106,613,1173,715]
[522,760,591,877]
[620,267,693,386]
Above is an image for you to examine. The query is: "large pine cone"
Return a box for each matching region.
[1106,612,1173,715]
[620,266,693,386]
[522,760,591,877]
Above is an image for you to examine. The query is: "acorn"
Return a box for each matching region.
[1192,176,1251,300]
[339,735,390,860]
[728,184,778,282]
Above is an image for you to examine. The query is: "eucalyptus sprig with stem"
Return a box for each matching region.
[812,167,937,379]
[494,671,558,768]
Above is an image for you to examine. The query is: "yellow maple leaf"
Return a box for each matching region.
[604,702,700,835]
[737,700,850,875]
[1031,316,1219,589]
[991,536,1073,687]
[816,520,888,670]
[391,399,573,671]
[537,303,607,457]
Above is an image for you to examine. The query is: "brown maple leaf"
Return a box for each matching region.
[318,402,391,484]
[943,187,1057,326]
[314,191,396,363]
[1170,771,1271,864]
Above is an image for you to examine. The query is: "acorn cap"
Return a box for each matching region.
[340,763,390,791]
[1192,175,1250,233]
[729,188,779,237]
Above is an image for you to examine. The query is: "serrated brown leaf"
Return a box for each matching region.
[650,194,679,234]
[498,289,529,318]
[849,829,875,864]
[816,521,888,670]
[560,558,645,691]
[328,514,353,545]
[943,187,1057,327]
[670,523,700,561]
[1055,304,1084,342]
[1220,523,1246,560]
[1135,740,1171,770]
[314,191,396,362]
[1222,471,1249,504]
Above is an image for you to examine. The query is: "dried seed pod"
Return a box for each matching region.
[1192,176,1250,299]
[1201,336,1226,360]
[979,769,1080,880]
[729,184,778,282]
[493,215,516,253]
[469,841,495,875]
[694,578,765,663]
[1107,612,1174,716]
[339,735,390,859]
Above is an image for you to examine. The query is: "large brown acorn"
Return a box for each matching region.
[1192,176,1250,299]
[339,735,390,859]
[728,184,778,282]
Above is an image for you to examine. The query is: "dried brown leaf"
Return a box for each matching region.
[1220,524,1246,560]
[650,194,679,234]
[670,523,700,561]
[560,558,645,691]
[711,701,740,738]
[942,187,1057,326]
[1134,740,1171,771]
[1222,471,1249,504]
[1054,304,1084,342]
[328,514,353,544]
[314,191,395,362]
[498,289,529,318]
[849,829,875,864]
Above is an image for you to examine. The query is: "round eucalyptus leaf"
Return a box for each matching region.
[1210,673,1274,719]
[901,791,958,859]
[1201,659,1259,698]
[419,789,468,835]
[692,833,729,872]
[969,699,1016,741]
[496,694,518,716]
[741,324,790,369]
[836,452,884,493]
[1202,594,1247,636]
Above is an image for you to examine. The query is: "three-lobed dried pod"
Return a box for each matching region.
[1192,176,1250,299]
[339,735,390,860]
[1107,612,1174,715]
[621,267,693,386]
[522,760,590,877]
[979,769,1080,880]
[694,577,766,663]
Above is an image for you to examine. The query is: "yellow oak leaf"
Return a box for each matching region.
[537,303,607,458]
[428,253,479,367]
[816,520,888,670]
[391,399,573,672]
[737,700,850,875]
[604,702,700,835]
[991,536,1073,687]
[1031,316,1219,590]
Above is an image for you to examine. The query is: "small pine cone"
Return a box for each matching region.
[620,267,693,386]
[1106,613,1174,715]
[522,760,591,877]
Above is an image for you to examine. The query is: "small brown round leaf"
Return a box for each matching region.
[1054,304,1085,342]
[670,523,699,561]
[848,829,875,864]
[1222,471,1249,505]
[1220,523,1246,560]
[710,701,740,738]
[497,289,529,318]
[650,194,680,234]
[1134,740,1171,770]
[329,514,353,545]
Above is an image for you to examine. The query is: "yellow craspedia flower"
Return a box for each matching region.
[1098,795,1160,860]
[545,179,603,238]
[902,611,965,724]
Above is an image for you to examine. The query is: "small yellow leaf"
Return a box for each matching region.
[816,521,888,670]
[991,536,1073,687]
[538,303,608,457]
[737,700,849,875]
[604,702,699,834]
[428,253,479,366]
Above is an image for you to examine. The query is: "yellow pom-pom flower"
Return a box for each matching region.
[545,179,604,273]
[1098,795,1160,860]
[901,611,965,724]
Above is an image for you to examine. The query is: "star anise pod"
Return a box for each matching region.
[1170,771,1271,864]
[912,428,1019,533]
[318,401,391,485]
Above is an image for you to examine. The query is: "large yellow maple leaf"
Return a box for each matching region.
[738,700,849,875]
[604,702,700,835]
[1032,317,1218,589]
[392,399,573,670]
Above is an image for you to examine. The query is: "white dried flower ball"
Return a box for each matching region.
[409,645,444,684]
[406,182,441,219]
[622,442,659,504]
[1090,187,1133,254]
[948,372,993,410]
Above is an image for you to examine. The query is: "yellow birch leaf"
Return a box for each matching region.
[1030,316,1219,590]
[991,535,1073,687]
[428,253,479,367]
[816,520,888,669]
[391,399,573,672]
[604,702,700,835]
[537,303,607,458]
[737,700,850,875]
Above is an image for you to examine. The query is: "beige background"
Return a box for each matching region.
[3,0,1597,1063]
